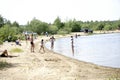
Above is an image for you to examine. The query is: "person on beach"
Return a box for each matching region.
[25,34,28,43]
[45,32,48,37]
[0,50,8,57]
[49,36,55,49]
[15,37,21,46]
[30,34,35,52]
[75,34,78,38]
[28,35,30,40]
[39,39,45,53]
[71,36,74,56]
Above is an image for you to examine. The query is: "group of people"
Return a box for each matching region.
[0,33,80,57]
[25,33,55,53]
[0,33,55,57]
[39,36,55,53]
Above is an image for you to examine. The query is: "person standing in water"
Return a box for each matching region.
[75,34,78,38]
[49,36,55,49]
[30,34,35,52]
[71,36,74,56]
[39,39,45,53]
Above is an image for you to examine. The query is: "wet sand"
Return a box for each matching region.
[0,31,120,80]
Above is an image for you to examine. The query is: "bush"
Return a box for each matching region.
[0,24,19,42]
[48,25,58,34]
[57,30,69,35]
[9,36,18,42]
[0,40,3,45]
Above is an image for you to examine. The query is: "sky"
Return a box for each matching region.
[0,0,120,25]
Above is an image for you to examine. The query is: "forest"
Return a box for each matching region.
[0,15,120,44]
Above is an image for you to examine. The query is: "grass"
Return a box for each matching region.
[107,74,120,80]
[9,48,23,53]
[0,61,12,70]
[107,77,120,80]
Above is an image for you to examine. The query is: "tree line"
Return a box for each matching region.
[0,15,120,44]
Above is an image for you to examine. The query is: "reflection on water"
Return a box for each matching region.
[46,33,120,68]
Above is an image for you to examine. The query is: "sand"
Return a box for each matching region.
[0,31,120,80]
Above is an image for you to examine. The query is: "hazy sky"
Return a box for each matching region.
[0,0,120,25]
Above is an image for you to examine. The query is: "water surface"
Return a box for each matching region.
[46,33,120,68]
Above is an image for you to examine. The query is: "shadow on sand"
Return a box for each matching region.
[0,55,19,58]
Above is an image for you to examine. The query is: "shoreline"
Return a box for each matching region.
[0,31,120,80]
[49,31,120,69]
[45,44,120,69]
[45,31,120,69]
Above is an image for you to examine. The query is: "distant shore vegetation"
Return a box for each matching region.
[0,15,120,43]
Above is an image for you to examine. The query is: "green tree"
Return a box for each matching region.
[48,25,58,34]
[53,17,63,29]
[71,21,81,32]
[118,24,120,30]
[0,24,17,42]
[27,18,49,35]
[97,23,104,31]
[12,21,19,27]
[64,20,72,32]
[0,15,4,28]
[5,20,12,26]
[104,24,112,31]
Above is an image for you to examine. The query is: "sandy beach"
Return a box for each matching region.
[0,31,120,80]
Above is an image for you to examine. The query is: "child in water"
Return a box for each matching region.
[71,36,74,56]
[49,36,55,49]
